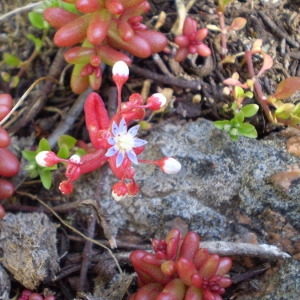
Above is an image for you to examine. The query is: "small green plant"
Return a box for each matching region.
[22,135,81,189]
[214,103,259,141]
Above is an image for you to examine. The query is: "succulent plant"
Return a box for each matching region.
[43,0,168,93]
[0,94,20,217]
[129,228,232,300]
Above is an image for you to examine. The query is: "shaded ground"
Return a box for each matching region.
[0,0,300,299]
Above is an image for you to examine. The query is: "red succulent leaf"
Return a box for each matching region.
[272,77,300,100]
[84,92,110,147]
[131,283,163,300]
[70,64,90,94]
[43,8,79,29]
[54,14,90,47]
[105,0,124,15]
[130,250,172,285]
[157,278,186,300]
[174,47,189,62]
[76,0,102,13]
[175,257,198,286]
[135,30,168,53]
[196,43,211,57]
[0,148,20,177]
[216,257,232,276]
[179,231,200,261]
[165,228,181,260]
[195,28,208,41]
[117,20,134,41]
[107,30,152,58]
[89,70,102,90]
[174,35,189,48]
[0,205,5,219]
[0,94,13,109]
[194,248,210,269]
[87,10,111,45]
[0,178,14,200]
[183,17,197,36]
[198,254,220,279]
[64,47,96,64]
[96,45,132,66]
[122,0,147,9]
[185,285,203,299]
[0,127,10,148]
[161,261,176,276]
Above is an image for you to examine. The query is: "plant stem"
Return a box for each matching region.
[245,50,274,123]
[218,11,228,58]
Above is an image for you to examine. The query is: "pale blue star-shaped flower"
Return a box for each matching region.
[105,118,148,167]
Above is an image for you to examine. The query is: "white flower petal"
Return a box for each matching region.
[133,138,148,147]
[127,150,138,165]
[116,151,125,167]
[107,137,116,145]
[118,118,127,134]
[128,124,140,137]
[105,146,118,157]
[112,121,119,136]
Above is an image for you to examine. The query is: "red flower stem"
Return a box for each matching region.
[244,50,274,123]
[218,11,227,58]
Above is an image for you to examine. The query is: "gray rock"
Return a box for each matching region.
[0,265,10,300]
[83,119,299,242]
[0,213,59,290]
[73,118,300,298]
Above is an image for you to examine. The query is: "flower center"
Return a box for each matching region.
[116,133,135,152]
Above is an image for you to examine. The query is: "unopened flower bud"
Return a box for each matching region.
[35,151,60,167]
[159,157,181,174]
[59,180,73,194]
[70,154,81,164]
[112,181,128,201]
[112,61,129,87]
[146,93,167,110]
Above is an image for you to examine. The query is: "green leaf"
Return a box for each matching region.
[214,120,231,130]
[238,123,258,138]
[58,135,77,149]
[28,11,45,29]
[75,148,87,156]
[26,34,43,51]
[57,143,69,159]
[244,91,254,99]
[274,103,295,119]
[22,150,37,162]
[39,169,52,189]
[241,104,259,118]
[233,111,244,123]
[3,53,21,67]
[37,138,51,152]
[234,86,244,99]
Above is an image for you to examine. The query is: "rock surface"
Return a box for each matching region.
[0,212,59,290]
[73,118,300,298]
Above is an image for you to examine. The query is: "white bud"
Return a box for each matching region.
[161,158,181,174]
[35,151,53,167]
[70,154,81,163]
[153,93,167,108]
[112,61,129,77]
[112,190,127,201]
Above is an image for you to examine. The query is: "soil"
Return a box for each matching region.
[0,0,300,299]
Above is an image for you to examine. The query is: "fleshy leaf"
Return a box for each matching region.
[272,77,300,100]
